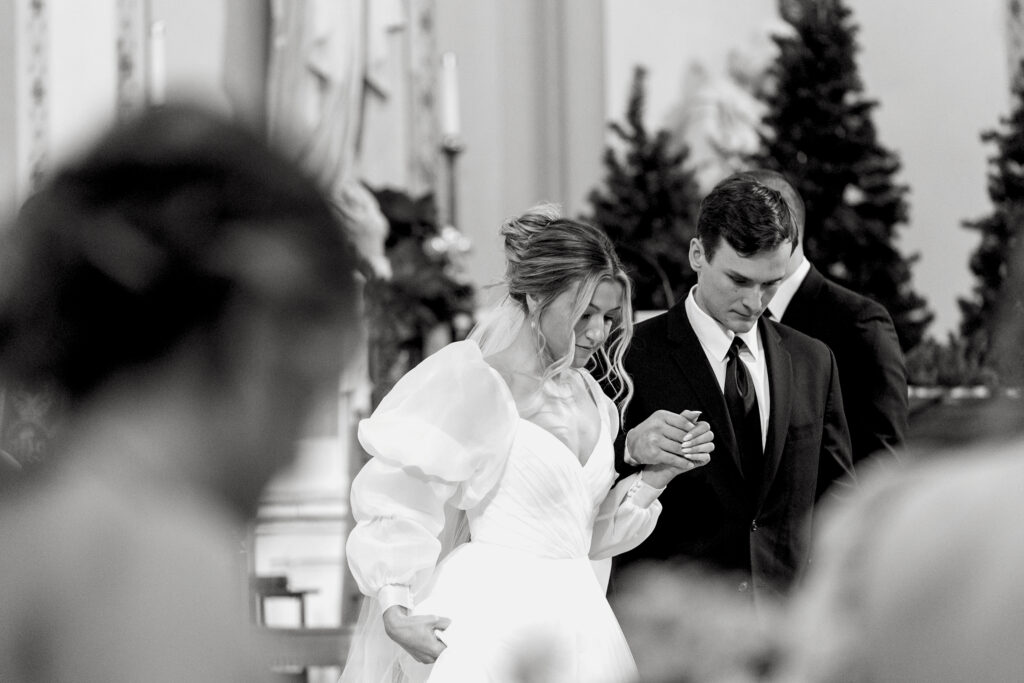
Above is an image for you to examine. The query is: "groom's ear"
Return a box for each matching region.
[689,238,705,272]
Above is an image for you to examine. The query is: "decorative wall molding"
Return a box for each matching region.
[408,0,439,196]
[20,0,49,195]
[116,0,148,119]
[0,1,60,478]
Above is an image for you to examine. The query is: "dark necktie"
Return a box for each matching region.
[725,337,762,482]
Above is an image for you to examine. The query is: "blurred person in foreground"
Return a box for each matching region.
[0,104,362,682]
[770,239,1024,682]
[742,169,908,467]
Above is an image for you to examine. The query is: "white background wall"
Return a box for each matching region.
[856,0,1008,337]
[48,0,118,163]
[434,0,607,301]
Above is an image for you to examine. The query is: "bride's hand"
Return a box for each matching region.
[382,605,451,663]
[681,417,715,457]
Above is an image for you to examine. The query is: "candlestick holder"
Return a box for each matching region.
[441,134,465,228]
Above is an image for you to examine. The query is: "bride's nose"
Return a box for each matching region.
[584,323,606,345]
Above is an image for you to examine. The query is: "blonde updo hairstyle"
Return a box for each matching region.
[499,203,635,414]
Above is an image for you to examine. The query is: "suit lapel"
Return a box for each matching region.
[758,317,792,509]
[665,304,744,476]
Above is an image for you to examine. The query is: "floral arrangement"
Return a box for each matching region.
[364,187,476,406]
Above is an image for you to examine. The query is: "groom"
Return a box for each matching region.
[614,174,854,603]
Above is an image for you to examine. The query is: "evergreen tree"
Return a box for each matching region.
[585,66,703,310]
[959,59,1024,365]
[751,0,932,350]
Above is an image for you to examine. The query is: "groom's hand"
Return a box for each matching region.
[626,409,714,469]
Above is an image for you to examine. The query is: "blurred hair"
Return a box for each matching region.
[697,174,798,261]
[499,204,635,412]
[0,104,361,402]
[738,169,805,236]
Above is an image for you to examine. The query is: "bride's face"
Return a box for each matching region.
[539,279,624,368]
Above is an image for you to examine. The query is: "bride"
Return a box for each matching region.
[341,205,714,682]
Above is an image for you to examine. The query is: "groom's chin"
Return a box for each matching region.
[727,319,758,335]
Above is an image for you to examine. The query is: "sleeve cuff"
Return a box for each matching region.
[377,585,413,613]
[625,471,665,509]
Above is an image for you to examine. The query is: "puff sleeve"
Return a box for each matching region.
[346,341,518,612]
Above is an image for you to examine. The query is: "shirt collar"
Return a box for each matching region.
[767,256,811,320]
[685,287,762,364]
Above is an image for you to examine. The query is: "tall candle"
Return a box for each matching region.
[440,52,460,138]
[149,20,166,105]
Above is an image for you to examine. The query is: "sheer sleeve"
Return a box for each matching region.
[346,341,518,612]
[589,472,664,560]
[584,375,664,560]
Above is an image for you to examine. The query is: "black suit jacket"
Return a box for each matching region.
[780,265,908,465]
[615,302,853,599]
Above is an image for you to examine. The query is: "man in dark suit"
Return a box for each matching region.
[744,169,908,465]
[615,174,854,603]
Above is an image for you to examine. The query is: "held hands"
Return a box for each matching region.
[382,605,450,664]
[626,409,713,488]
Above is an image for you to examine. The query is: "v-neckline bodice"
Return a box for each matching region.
[517,404,607,470]
[484,365,607,468]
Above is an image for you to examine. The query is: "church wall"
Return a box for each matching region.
[48,0,118,164]
[434,0,607,300]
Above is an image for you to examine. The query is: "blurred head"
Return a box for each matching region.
[500,204,634,406]
[613,562,782,683]
[739,169,806,278]
[739,169,804,237]
[0,104,362,510]
[691,174,797,333]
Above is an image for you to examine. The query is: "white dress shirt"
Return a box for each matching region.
[766,256,811,321]
[685,288,769,449]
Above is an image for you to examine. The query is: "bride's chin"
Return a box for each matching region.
[571,352,592,368]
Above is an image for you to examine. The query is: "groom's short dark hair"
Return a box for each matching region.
[697,174,798,262]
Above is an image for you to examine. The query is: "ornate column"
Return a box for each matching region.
[115,0,148,119]
[407,0,440,196]
[0,0,59,479]
[260,0,384,630]
[16,0,50,201]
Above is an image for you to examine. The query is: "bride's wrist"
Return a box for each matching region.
[382,605,409,635]
[624,469,668,508]
[638,466,673,490]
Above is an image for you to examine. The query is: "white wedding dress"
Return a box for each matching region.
[343,341,663,682]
